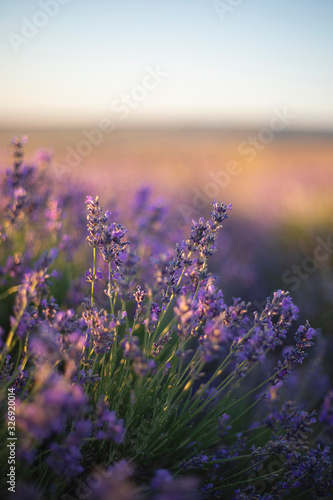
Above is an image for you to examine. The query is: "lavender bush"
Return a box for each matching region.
[0,138,332,499]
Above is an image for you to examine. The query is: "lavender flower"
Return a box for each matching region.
[95,399,126,443]
[270,321,316,386]
[83,304,116,354]
[86,266,103,282]
[46,419,92,478]
[179,454,209,471]
[85,195,111,248]
[122,335,156,376]
[151,469,173,489]
[16,375,87,441]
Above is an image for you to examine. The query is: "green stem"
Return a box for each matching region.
[108,261,114,315]
[91,246,96,305]
[154,251,193,340]
[19,332,30,370]
[220,468,285,489]
[0,285,21,301]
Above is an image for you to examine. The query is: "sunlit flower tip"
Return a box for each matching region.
[85,196,94,204]
[13,187,26,198]
[11,135,28,146]
[134,285,147,305]
[210,201,232,224]
[96,267,103,280]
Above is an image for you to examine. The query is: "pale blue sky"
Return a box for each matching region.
[1,0,333,129]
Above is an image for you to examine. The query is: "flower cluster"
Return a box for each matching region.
[95,398,126,442]
[83,303,116,354]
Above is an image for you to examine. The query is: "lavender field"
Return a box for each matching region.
[1,1,333,498]
[0,131,332,499]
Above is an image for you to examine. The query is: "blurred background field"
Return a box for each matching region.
[1,127,332,226]
[1,127,332,343]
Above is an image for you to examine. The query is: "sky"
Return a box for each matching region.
[1,0,333,129]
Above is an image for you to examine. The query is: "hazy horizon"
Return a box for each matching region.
[1,0,333,130]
